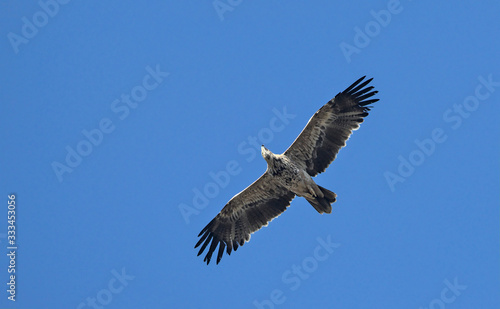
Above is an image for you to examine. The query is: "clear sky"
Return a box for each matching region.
[1,1,499,308]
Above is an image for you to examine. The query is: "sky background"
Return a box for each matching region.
[0,1,499,308]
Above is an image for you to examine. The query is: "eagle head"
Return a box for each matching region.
[261,145,273,162]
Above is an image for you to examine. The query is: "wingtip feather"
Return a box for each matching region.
[343,76,366,93]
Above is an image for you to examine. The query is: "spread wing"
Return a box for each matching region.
[284,76,379,177]
[195,173,295,265]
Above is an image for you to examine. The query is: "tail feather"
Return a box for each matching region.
[320,186,337,203]
[305,186,337,214]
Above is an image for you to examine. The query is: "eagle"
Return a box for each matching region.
[195,76,379,264]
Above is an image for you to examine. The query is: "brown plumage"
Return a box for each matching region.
[195,76,379,264]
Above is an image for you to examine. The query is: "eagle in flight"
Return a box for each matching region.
[195,76,379,264]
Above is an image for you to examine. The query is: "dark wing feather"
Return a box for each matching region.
[195,173,295,265]
[284,76,379,176]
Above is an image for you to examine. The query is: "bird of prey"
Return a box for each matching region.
[195,76,379,264]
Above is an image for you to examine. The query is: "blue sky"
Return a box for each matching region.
[1,1,499,308]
